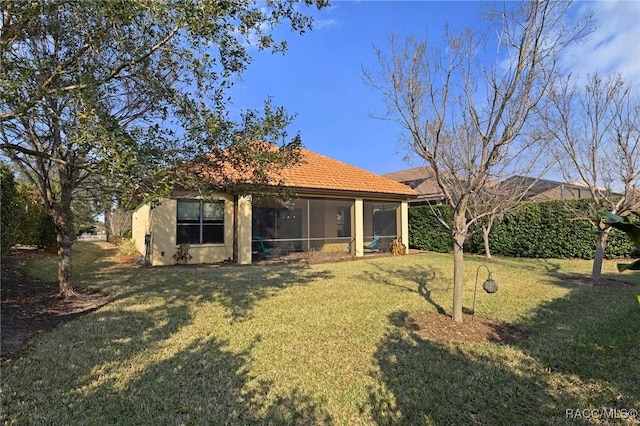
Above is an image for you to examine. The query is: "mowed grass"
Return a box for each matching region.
[2,242,639,425]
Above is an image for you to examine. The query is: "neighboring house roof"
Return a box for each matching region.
[383,166,444,202]
[191,146,417,199]
[499,176,595,201]
[384,166,610,204]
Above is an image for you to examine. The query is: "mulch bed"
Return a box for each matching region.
[404,312,528,344]
[1,249,110,365]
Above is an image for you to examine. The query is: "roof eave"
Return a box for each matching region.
[280,186,417,200]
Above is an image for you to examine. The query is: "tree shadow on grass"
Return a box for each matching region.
[359,262,449,315]
[3,244,336,423]
[105,264,334,322]
[368,281,640,425]
[2,295,333,424]
[513,283,640,412]
[86,336,333,424]
[367,312,564,425]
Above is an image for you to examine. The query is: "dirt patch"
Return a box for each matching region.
[404,312,528,344]
[1,249,110,365]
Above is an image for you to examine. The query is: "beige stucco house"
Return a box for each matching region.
[132,148,417,266]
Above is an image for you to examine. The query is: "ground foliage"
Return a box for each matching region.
[1,249,109,364]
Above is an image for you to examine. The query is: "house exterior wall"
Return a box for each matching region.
[133,191,412,266]
[149,198,176,265]
[353,198,364,257]
[132,203,151,255]
[133,193,235,266]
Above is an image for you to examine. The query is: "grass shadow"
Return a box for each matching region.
[359,261,449,315]
[90,336,332,424]
[3,257,335,423]
[513,284,640,410]
[367,314,565,425]
[3,317,333,424]
[369,280,640,424]
[104,263,334,322]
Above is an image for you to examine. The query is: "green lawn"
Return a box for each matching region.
[2,242,639,425]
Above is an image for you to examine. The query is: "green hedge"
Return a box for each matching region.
[409,199,633,259]
[1,164,19,256]
[408,205,453,252]
[1,166,57,252]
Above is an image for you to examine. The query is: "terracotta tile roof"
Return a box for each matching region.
[278,149,417,197]
[190,145,417,198]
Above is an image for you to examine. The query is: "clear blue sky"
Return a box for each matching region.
[228,0,640,176]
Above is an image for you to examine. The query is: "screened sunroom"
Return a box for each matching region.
[251,197,403,256]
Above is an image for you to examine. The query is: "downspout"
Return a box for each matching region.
[307,198,310,251]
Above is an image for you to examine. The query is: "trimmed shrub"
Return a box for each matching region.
[408,205,453,252]
[409,199,634,259]
[466,199,633,259]
[118,238,139,257]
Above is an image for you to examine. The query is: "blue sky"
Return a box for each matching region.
[229,1,640,176]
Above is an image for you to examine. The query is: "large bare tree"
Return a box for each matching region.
[1,0,327,298]
[365,0,594,322]
[543,73,640,280]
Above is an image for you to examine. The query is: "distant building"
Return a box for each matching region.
[384,168,607,205]
[383,166,446,205]
[498,176,608,201]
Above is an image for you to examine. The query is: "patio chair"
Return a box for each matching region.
[364,235,381,253]
[347,236,381,253]
[252,236,282,257]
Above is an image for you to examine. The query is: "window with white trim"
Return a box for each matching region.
[176,200,224,245]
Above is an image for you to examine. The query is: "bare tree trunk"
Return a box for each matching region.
[482,226,492,259]
[104,208,111,242]
[53,166,76,298]
[591,230,608,281]
[57,225,75,298]
[545,74,639,273]
[364,1,596,323]
[452,208,467,323]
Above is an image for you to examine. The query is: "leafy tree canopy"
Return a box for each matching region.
[0,0,328,296]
